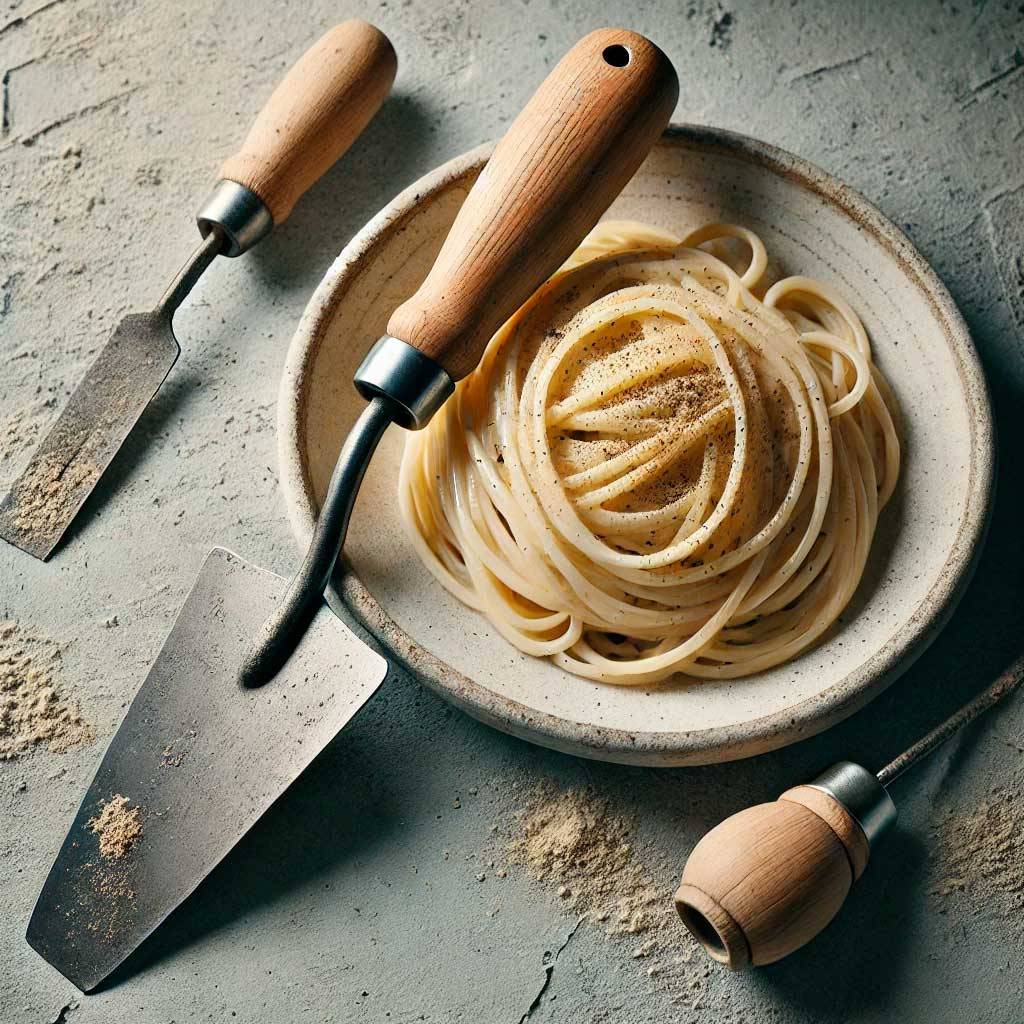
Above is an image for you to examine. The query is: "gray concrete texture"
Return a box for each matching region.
[2,0,1023,1020]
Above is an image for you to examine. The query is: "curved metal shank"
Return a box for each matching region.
[239,397,393,687]
[240,335,453,686]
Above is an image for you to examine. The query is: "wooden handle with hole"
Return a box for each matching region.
[386,28,678,381]
[674,786,870,969]
[219,20,396,225]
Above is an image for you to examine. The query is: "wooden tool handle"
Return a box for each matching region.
[386,28,678,381]
[674,786,870,969]
[219,20,396,225]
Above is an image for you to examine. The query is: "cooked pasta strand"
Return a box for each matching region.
[399,221,901,684]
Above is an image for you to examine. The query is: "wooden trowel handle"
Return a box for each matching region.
[386,28,678,381]
[219,20,396,225]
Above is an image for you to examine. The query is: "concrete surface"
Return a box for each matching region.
[1,0,1023,1020]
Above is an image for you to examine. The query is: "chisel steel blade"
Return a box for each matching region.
[0,230,223,560]
[0,311,179,560]
[26,547,389,992]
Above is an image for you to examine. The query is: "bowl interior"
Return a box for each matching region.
[281,128,990,765]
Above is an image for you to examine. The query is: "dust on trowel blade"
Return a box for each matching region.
[87,795,144,860]
[83,857,138,944]
[0,620,94,759]
[74,795,145,943]
[1,446,100,547]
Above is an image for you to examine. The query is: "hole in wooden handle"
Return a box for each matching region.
[601,43,631,67]
[674,882,751,970]
[677,904,728,962]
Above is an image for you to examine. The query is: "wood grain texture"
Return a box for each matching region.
[780,785,870,880]
[219,20,396,224]
[386,28,678,380]
[675,794,865,968]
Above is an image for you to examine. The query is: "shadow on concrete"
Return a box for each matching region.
[755,824,927,1015]
[55,367,205,556]
[244,90,438,292]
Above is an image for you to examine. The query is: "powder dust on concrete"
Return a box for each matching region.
[88,794,144,859]
[0,620,94,759]
[506,785,697,983]
[0,401,47,478]
[930,785,1024,922]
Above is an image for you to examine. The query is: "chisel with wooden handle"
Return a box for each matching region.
[674,655,1024,969]
[0,20,396,560]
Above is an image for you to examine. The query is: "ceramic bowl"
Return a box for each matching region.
[277,125,994,767]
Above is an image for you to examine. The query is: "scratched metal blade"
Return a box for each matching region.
[26,547,389,993]
[0,311,179,560]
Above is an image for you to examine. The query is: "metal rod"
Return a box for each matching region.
[239,396,394,687]
[156,227,226,317]
[876,653,1024,787]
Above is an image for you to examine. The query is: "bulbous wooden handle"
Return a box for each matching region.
[386,28,678,381]
[674,785,869,969]
[219,20,397,224]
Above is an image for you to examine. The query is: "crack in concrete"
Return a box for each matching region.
[787,49,876,83]
[516,917,584,1024]
[982,181,1024,209]
[0,0,71,39]
[1,86,139,150]
[960,48,1024,108]
[1,31,95,136]
[1,272,21,317]
[2,55,41,136]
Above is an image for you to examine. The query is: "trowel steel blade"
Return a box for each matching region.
[0,311,179,560]
[26,547,388,992]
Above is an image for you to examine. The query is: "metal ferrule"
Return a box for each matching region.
[354,335,455,430]
[196,180,273,257]
[808,761,897,848]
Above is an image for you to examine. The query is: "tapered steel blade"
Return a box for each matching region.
[26,547,389,992]
[0,311,179,560]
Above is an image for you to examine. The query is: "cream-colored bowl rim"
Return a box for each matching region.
[277,124,994,766]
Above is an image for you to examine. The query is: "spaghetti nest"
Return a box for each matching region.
[399,222,901,685]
